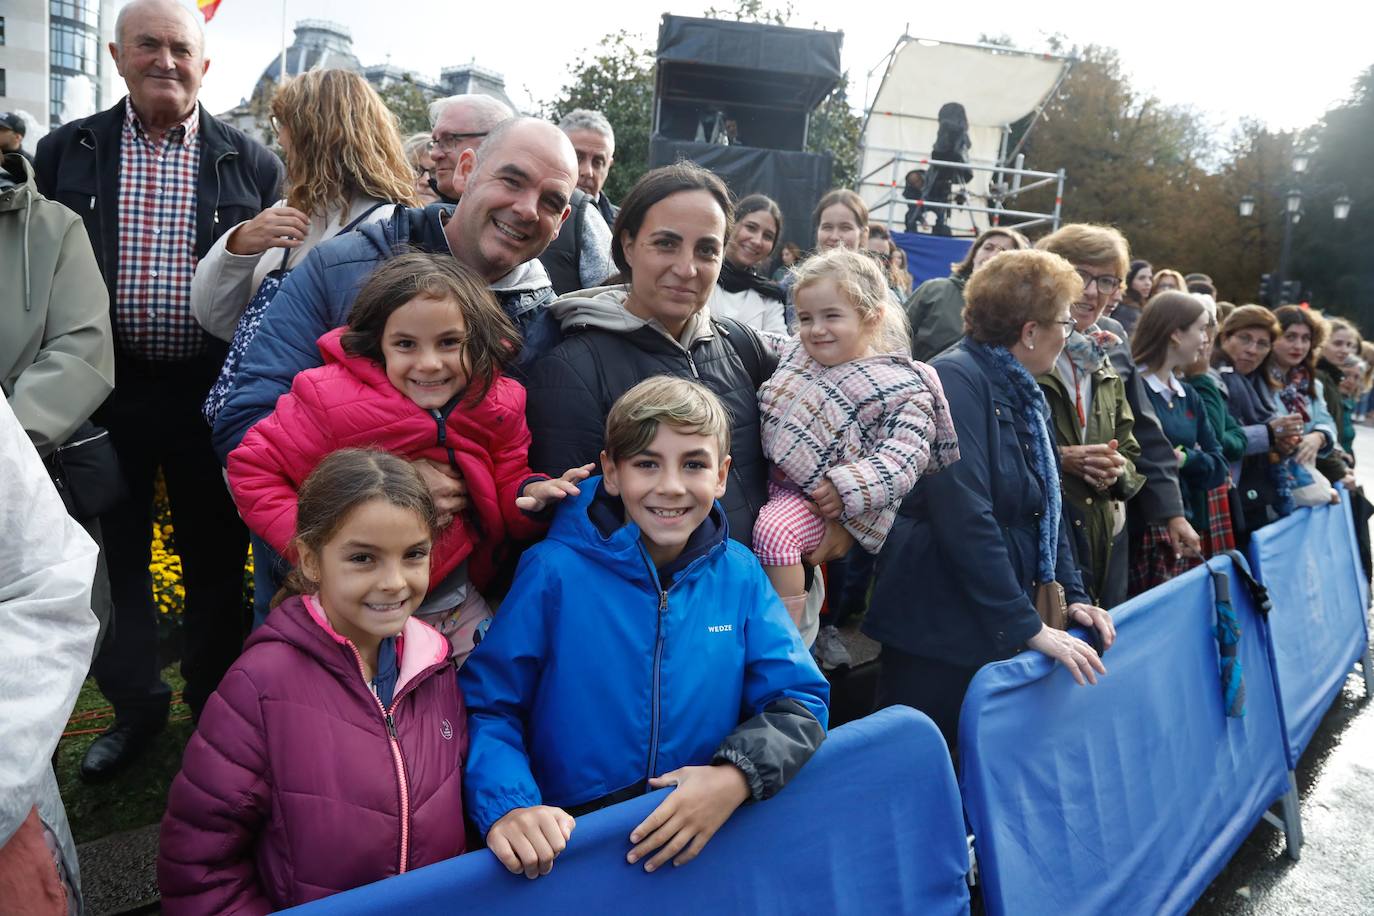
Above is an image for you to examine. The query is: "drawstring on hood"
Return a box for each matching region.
[550,284,717,349]
[0,153,34,311]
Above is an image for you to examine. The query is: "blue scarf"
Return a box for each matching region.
[970,339,1062,582]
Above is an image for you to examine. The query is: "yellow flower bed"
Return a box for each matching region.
[152,475,255,622]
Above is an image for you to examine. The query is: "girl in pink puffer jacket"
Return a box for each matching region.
[228,254,589,661]
[756,248,960,623]
[160,450,467,914]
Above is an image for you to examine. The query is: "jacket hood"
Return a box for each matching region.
[547,476,729,589]
[1,153,37,313]
[0,153,35,211]
[248,595,450,697]
[317,327,386,383]
[550,284,716,346]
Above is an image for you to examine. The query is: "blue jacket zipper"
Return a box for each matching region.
[636,542,718,785]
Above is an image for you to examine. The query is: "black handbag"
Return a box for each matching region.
[49,421,129,519]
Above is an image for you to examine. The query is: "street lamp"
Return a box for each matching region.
[1238,150,1353,304]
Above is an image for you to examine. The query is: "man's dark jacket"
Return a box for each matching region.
[34,98,282,311]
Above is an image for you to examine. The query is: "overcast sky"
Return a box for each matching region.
[156,0,1365,140]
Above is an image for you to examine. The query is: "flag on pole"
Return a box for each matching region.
[197,0,223,22]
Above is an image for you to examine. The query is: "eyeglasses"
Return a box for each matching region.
[1230,332,1272,351]
[427,132,489,153]
[414,165,435,180]
[1052,319,1076,339]
[1075,268,1122,296]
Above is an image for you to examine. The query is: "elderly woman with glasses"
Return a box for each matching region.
[865,248,1114,754]
[1031,225,1146,608]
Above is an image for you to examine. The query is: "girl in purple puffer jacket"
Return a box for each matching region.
[756,248,960,623]
[158,450,468,914]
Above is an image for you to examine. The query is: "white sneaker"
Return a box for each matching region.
[812,625,852,670]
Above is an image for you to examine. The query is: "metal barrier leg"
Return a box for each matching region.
[1261,770,1303,861]
[1361,645,1374,697]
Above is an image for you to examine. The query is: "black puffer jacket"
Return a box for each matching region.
[525,286,777,546]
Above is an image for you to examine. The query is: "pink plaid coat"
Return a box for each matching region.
[758,336,960,552]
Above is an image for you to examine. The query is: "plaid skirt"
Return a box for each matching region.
[1130,483,1237,595]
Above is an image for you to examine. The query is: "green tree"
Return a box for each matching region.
[1288,66,1374,328]
[378,78,432,138]
[544,31,656,205]
[807,78,863,189]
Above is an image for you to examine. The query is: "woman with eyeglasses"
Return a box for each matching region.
[864,249,1114,754]
[403,132,442,207]
[1213,305,1306,534]
[1031,225,1145,608]
[191,69,417,344]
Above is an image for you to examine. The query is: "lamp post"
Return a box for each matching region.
[1238,149,1351,304]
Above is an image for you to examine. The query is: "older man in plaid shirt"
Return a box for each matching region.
[35,0,281,781]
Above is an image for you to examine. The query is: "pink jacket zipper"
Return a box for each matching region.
[347,643,412,874]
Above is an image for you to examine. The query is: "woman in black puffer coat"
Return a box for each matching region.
[525,164,779,550]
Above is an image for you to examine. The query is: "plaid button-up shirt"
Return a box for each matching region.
[115,99,208,361]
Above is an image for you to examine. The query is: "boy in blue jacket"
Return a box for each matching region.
[461,376,829,879]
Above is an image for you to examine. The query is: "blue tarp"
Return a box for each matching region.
[892,231,972,288]
[959,557,1291,916]
[288,706,970,915]
[1246,491,1372,765]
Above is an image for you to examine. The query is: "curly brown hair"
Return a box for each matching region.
[963,249,1083,346]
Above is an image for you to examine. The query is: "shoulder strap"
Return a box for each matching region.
[339,201,389,235]
[714,316,768,388]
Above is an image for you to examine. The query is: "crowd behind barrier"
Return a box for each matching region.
[8,10,1374,908]
[961,553,1295,916]
[282,493,1369,915]
[286,707,972,916]
[1247,486,1374,764]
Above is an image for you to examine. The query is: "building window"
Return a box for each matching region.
[50,0,100,26]
[1,69,7,98]
[2,15,8,46]
[51,22,100,75]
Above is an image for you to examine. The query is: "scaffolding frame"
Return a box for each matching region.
[861,151,1066,235]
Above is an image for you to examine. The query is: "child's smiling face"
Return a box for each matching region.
[298,498,432,653]
[381,294,469,409]
[601,425,730,569]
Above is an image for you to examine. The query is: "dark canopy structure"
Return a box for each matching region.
[650,15,843,259]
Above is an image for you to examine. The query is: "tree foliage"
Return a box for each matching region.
[543,31,656,205]
[378,78,432,138]
[541,1,861,203]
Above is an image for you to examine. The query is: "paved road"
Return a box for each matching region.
[1193,424,1374,915]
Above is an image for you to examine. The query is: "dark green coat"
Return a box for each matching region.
[1039,360,1145,604]
[1187,370,1247,463]
[905,274,967,362]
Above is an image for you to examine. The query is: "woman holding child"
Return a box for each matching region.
[865,249,1116,752]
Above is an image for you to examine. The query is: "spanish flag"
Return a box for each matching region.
[197,0,222,22]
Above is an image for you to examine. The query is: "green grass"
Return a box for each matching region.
[55,666,195,844]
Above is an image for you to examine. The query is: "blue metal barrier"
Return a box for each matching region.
[959,557,1294,916]
[1247,490,1374,765]
[287,706,970,915]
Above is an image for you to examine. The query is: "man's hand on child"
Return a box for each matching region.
[515,464,597,512]
[410,458,468,527]
[486,806,576,879]
[808,480,843,520]
[626,764,751,872]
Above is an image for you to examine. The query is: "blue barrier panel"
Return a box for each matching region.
[892,231,971,287]
[287,706,970,916]
[1246,492,1372,764]
[960,557,1291,916]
